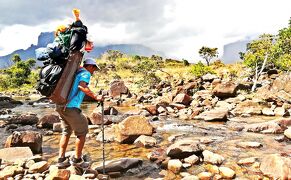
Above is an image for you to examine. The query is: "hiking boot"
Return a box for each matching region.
[69,155,90,168]
[56,157,70,168]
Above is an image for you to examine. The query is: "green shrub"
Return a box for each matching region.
[189,61,214,77]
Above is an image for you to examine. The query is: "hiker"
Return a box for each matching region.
[55,58,103,168]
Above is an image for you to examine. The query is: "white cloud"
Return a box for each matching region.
[0,0,290,61]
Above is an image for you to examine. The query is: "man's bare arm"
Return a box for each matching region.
[78,81,103,101]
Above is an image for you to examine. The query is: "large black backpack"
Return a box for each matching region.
[36,20,88,97]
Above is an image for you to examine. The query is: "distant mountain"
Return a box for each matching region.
[0,32,163,69]
[221,39,251,64]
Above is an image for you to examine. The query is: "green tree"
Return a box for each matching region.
[11,54,21,63]
[3,58,36,88]
[198,46,218,66]
[189,61,214,77]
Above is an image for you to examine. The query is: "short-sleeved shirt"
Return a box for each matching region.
[66,67,91,109]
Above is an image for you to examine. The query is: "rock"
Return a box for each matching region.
[205,164,219,174]
[237,142,262,148]
[197,172,212,180]
[260,154,291,179]
[181,175,199,180]
[184,154,199,165]
[215,101,235,111]
[170,103,186,110]
[28,161,49,173]
[66,165,83,175]
[109,80,129,97]
[232,100,262,115]
[70,174,86,180]
[90,111,111,125]
[219,167,235,178]
[212,82,238,98]
[134,135,157,147]
[147,148,167,163]
[0,166,19,179]
[48,169,71,180]
[274,107,288,116]
[202,150,224,165]
[194,108,228,121]
[53,122,62,132]
[5,131,43,154]
[167,159,182,174]
[244,118,291,134]
[25,159,35,169]
[94,158,142,173]
[237,157,257,165]
[262,108,275,116]
[166,139,203,159]
[173,93,191,105]
[37,114,60,128]
[144,105,158,115]
[96,127,116,142]
[202,73,218,82]
[0,96,23,109]
[6,114,38,125]
[114,116,153,143]
[284,127,291,139]
[0,147,33,162]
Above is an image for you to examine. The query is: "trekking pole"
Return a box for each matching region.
[101,101,106,175]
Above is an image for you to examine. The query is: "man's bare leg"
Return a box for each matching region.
[75,135,86,159]
[59,134,71,158]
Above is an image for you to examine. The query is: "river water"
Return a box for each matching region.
[2,98,291,179]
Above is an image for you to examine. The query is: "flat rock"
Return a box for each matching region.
[194,108,228,121]
[166,139,203,159]
[0,147,33,162]
[28,161,49,173]
[237,142,262,148]
[237,157,257,165]
[134,135,157,147]
[94,158,142,173]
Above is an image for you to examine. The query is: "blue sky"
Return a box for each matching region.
[0,0,290,60]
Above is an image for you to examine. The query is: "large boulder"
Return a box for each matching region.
[94,158,142,173]
[0,147,33,162]
[173,93,191,105]
[212,82,238,98]
[109,80,129,97]
[37,114,60,128]
[6,114,38,125]
[260,154,291,179]
[194,108,229,121]
[90,111,111,125]
[5,131,43,154]
[114,116,153,143]
[166,139,203,159]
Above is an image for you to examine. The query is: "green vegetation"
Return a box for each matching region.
[189,61,214,77]
[198,46,218,66]
[242,18,291,71]
[0,54,36,90]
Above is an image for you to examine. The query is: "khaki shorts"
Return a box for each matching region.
[56,107,88,136]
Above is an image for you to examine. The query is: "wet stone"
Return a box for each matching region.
[219,167,235,179]
[202,150,225,165]
[237,141,262,148]
[237,157,257,165]
[167,159,182,174]
[197,172,212,180]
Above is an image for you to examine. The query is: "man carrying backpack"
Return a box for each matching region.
[55,58,103,168]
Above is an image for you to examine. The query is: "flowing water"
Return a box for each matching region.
[2,98,291,179]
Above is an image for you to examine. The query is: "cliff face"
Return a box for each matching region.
[0,32,162,69]
[222,39,251,64]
